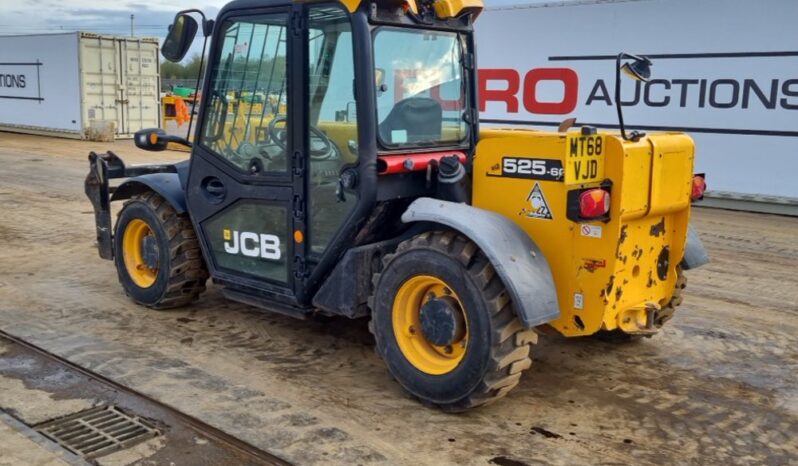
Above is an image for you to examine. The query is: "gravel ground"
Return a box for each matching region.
[0,132,795,465]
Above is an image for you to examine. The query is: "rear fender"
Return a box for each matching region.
[681,224,710,270]
[401,198,560,328]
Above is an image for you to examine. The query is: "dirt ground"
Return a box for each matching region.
[0,132,796,466]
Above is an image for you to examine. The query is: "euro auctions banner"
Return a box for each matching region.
[0,33,81,132]
[477,0,798,198]
[0,63,42,101]
[477,54,797,137]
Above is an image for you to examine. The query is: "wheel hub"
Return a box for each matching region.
[121,218,158,289]
[392,275,469,375]
[141,236,159,269]
[419,297,466,347]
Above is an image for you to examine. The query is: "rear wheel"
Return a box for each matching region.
[114,192,208,309]
[369,231,537,411]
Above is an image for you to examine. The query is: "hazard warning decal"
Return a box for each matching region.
[521,183,553,220]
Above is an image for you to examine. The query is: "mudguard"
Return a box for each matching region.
[111,173,187,214]
[401,198,560,328]
[85,152,189,260]
[682,224,710,270]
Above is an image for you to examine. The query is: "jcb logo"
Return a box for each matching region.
[223,229,281,260]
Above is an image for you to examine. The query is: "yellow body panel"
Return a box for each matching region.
[332,0,484,18]
[337,0,362,12]
[433,0,484,18]
[474,129,695,337]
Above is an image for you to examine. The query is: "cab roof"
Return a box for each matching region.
[218,0,483,19]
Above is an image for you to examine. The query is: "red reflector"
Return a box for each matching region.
[579,189,611,218]
[691,175,707,201]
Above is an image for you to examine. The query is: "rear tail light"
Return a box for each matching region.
[691,174,706,201]
[579,189,611,219]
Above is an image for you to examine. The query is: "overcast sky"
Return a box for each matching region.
[0,1,550,37]
[0,0,565,65]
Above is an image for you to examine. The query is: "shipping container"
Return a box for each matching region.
[477,0,798,214]
[0,32,160,140]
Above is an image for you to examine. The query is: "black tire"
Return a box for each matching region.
[369,231,537,412]
[592,267,686,343]
[113,191,208,309]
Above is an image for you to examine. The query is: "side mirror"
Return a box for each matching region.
[615,52,653,142]
[134,128,192,152]
[162,14,198,62]
[621,57,652,83]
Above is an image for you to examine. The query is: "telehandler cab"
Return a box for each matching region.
[85,0,709,410]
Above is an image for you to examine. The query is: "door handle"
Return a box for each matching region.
[202,177,226,204]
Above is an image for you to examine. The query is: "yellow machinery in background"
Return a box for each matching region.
[161,95,192,152]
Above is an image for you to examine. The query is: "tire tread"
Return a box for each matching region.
[116,193,208,309]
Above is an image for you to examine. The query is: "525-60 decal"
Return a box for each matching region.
[501,157,564,181]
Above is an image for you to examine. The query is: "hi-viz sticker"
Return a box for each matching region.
[521,183,553,220]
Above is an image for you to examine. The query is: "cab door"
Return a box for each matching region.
[186,7,302,304]
[186,4,360,308]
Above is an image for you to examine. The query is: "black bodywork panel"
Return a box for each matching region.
[312,236,405,318]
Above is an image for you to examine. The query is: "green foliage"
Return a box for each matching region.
[160,54,207,80]
[220,55,287,92]
[160,52,288,94]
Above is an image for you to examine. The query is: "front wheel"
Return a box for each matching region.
[113,192,208,309]
[369,231,537,411]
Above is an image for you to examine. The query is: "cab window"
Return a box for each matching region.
[307,6,358,255]
[373,28,469,149]
[200,14,290,174]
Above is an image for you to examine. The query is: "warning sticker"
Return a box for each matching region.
[580,224,602,238]
[574,292,584,310]
[521,183,553,220]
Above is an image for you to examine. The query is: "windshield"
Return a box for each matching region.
[373,28,469,148]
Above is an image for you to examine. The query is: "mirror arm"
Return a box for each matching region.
[161,134,193,149]
[615,52,645,142]
[186,34,208,142]
[614,53,628,141]
[178,9,212,37]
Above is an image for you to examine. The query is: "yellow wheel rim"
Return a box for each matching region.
[392,275,468,375]
[122,219,158,288]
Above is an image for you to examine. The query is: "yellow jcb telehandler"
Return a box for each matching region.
[85,0,709,410]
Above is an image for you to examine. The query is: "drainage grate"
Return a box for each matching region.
[35,405,160,459]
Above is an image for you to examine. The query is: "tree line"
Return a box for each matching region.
[161,54,287,92]
[160,54,207,81]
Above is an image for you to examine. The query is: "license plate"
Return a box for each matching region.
[565,134,605,184]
